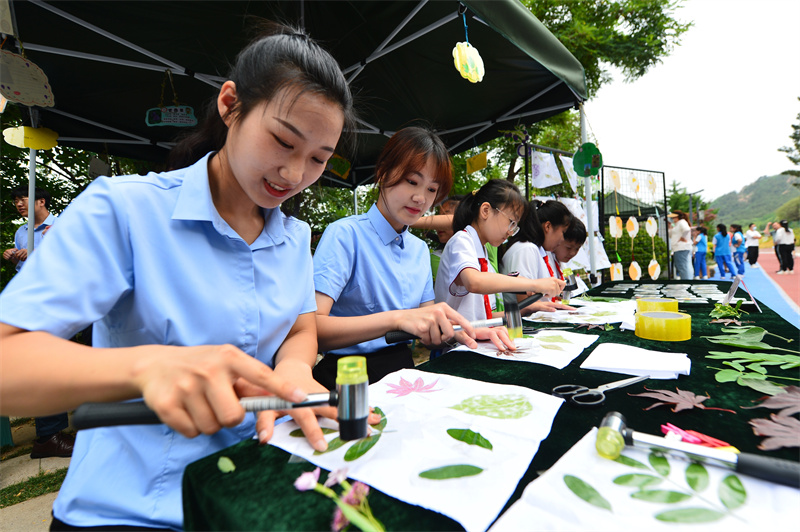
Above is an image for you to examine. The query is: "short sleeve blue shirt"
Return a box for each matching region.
[13,212,55,271]
[313,204,434,355]
[713,232,732,256]
[0,154,316,529]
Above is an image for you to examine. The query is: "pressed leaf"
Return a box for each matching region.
[738,378,786,396]
[314,436,347,455]
[449,394,533,419]
[718,475,747,509]
[648,453,670,476]
[746,363,767,375]
[685,463,709,492]
[631,489,692,503]
[373,406,388,432]
[419,464,483,480]
[655,507,726,523]
[563,475,612,511]
[216,456,236,473]
[446,428,493,450]
[613,455,649,470]
[344,434,381,461]
[715,369,742,383]
[290,427,337,438]
[541,344,565,351]
[538,335,571,343]
[612,473,662,488]
[749,414,800,450]
[743,386,800,416]
[629,387,736,414]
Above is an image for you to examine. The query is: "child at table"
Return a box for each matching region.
[0,24,364,530]
[313,127,515,389]
[499,199,575,311]
[712,224,736,279]
[434,180,564,322]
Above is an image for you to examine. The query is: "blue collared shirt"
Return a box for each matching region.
[314,204,434,355]
[13,212,55,271]
[0,154,316,529]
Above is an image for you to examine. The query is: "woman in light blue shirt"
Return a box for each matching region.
[313,127,514,389]
[0,24,359,530]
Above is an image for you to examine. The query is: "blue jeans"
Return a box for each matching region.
[715,254,736,279]
[733,252,746,275]
[694,251,707,278]
[673,250,693,280]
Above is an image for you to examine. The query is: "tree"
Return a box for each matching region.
[775,196,800,223]
[666,180,716,226]
[778,97,800,181]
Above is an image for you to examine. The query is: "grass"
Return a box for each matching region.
[0,467,67,508]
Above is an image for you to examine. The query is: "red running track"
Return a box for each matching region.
[755,247,799,307]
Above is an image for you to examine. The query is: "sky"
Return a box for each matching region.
[583,0,800,202]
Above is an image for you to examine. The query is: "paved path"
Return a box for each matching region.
[758,248,799,307]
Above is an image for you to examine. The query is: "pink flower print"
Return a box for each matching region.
[386,377,441,397]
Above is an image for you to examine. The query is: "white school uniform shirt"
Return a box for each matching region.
[434,225,496,321]
[501,241,549,280]
[745,229,761,247]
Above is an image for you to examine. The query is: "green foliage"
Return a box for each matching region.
[524,0,692,98]
[0,467,67,508]
[602,225,668,278]
[775,195,800,223]
[666,180,714,225]
[778,97,800,173]
[710,174,800,228]
[564,475,612,511]
[418,464,483,480]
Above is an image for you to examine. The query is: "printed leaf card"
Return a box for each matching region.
[269,369,564,532]
[527,299,637,328]
[451,330,599,369]
[490,428,800,532]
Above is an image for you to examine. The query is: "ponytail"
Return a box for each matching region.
[453,180,524,233]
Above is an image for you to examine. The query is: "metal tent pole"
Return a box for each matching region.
[580,104,597,285]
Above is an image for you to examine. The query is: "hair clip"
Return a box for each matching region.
[471,189,478,196]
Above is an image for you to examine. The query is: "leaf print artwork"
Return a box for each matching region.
[446,428,493,450]
[449,394,533,419]
[563,475,612,511]
[538,335,572,344]
[313,407,388,457]
[386,376,441,397]
[419,464,483,480]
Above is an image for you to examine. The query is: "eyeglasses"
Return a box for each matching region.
[12,197,28,205]
[494,208,520,236]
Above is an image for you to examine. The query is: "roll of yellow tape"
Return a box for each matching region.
[635,311,691,341]
[636,298,679,313]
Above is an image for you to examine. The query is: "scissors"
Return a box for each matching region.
[552,375,648,407]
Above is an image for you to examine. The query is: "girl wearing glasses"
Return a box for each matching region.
[434,180,564,322]
[500,199,575,309]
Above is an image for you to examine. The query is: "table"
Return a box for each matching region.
[182,281,799,531]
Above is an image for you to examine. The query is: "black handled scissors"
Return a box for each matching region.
[552,375,648,407]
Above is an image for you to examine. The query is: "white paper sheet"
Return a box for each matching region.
[527,299,637,326]
[580,342,691,379]
[491,428,800,532]
[531,152,562,188]
[269,369,564,532]
[450,331,598,369]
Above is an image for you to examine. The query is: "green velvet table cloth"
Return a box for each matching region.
[183,281,799,531]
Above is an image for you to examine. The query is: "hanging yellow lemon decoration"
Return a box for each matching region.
[452,42,484,83]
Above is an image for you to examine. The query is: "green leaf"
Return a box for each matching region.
[612,474,662,488]
[718,474,747,509]
[449,394,533,419]
[655,508,726,523]
[649,453,670,476]
[538,335,571,343]
[446,428,493,450]
[738,378,786,395]
[419,464,483,480]
[715,369,743,383]
[563,475,612,511]
[216,456,236,473]
[313,436,347,455]
[541,344,565,351]
[631,489,693,503]
[290,427,337,438]
[746,363,768,375]
[344,434,381,461]
[373,406,388,432]
[685,463,709,492]
[613,455,649,470]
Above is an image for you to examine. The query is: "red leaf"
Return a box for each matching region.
[743,386,800,417]
[750,414,800,451]
[629,387,736,414]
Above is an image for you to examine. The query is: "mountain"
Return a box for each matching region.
[709,174,799,226]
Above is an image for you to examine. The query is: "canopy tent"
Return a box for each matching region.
[5,0,587,188]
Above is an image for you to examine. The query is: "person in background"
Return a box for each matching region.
[2,186,73,459]
[435,180,564,322]
[425,195,464,282]
[730,224,746,276]
[313,128,514,389]
[693,226,708,279]
[500,199,575,311]
[1,23,370,530]
[667,210,693,280]
[744,223,762,268]
[711,223,736,280]
[775,220,795,275]
[765,221,783,272]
